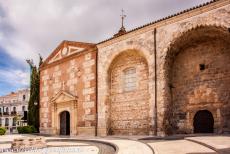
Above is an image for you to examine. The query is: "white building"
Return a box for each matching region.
[0,89,30,133]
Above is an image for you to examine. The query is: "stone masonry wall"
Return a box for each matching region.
[97,37,155,136]
[97,1,230,136]
[171,40,230,133]
[109,50,150,135]
[156,3,230,135]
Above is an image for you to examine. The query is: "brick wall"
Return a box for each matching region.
[108,50,150,135]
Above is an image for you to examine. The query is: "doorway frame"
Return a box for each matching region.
[50,91,78,136]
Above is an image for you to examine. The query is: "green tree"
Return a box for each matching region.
[26,55,43,132]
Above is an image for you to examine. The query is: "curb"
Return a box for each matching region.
[46,138,118,154]
[99,136,155,154]
[138,140,155,154]
[185,138,218,153]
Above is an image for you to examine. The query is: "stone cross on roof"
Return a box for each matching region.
[114,9,127,37]
[121,9,126,28]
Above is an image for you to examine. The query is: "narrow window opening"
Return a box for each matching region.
[23,95,26,101]
[199,64,205,71]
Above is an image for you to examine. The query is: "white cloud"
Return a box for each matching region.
[0,0,210,66]
[0,68,30,87]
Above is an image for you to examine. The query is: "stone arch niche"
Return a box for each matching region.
[107,49,150,135]
[193,110,214,133]
[163,26,230,134]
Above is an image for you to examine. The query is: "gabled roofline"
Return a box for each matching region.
[97,0,227,45]
[41,40,95,68]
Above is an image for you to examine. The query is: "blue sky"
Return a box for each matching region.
[0,0,210,96]
[0,46,30,95]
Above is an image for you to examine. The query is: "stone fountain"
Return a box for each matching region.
[11,137,47,151]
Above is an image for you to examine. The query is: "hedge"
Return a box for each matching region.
[17,126,36,134]
[0,127,6,135]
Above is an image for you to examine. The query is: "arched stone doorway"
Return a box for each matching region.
[193,110,214,133]
[163,26,230,134]
[59,111,70,135]
[50,91,78,136]
[108,50,150,135]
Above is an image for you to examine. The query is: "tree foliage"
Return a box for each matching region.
[27,55,43,132]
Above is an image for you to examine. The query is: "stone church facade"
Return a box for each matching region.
[40,0,230,136]
[40,41,97,135]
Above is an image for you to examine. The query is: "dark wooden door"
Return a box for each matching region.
[60,111,70,135]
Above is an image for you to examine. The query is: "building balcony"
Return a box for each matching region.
[3,112,9,116]
[11,111,17,116]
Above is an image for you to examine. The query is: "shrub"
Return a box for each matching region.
[17,125,36,134]
[29,125,37,133]
[0,127,6,135]
[17,127,23,134]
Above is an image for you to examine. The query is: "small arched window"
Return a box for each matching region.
[5,118,9,126]
[123,67,137,92]
[23,95,26,101]
[13,107,16,112]
[22,106,25,112]
[13,117,17,126]
[6,107,9,113]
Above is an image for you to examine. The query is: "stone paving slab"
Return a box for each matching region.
[97,139,153,154]
[186,136,230,154]
[147,140,216,154]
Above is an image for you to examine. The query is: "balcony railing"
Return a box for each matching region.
[3,112,9,115]
[11,111,17,116]
[0,112,18,116]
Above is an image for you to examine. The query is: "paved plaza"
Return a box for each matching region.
[0,134,230,154]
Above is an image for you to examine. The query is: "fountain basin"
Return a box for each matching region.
[11,137,47,151]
